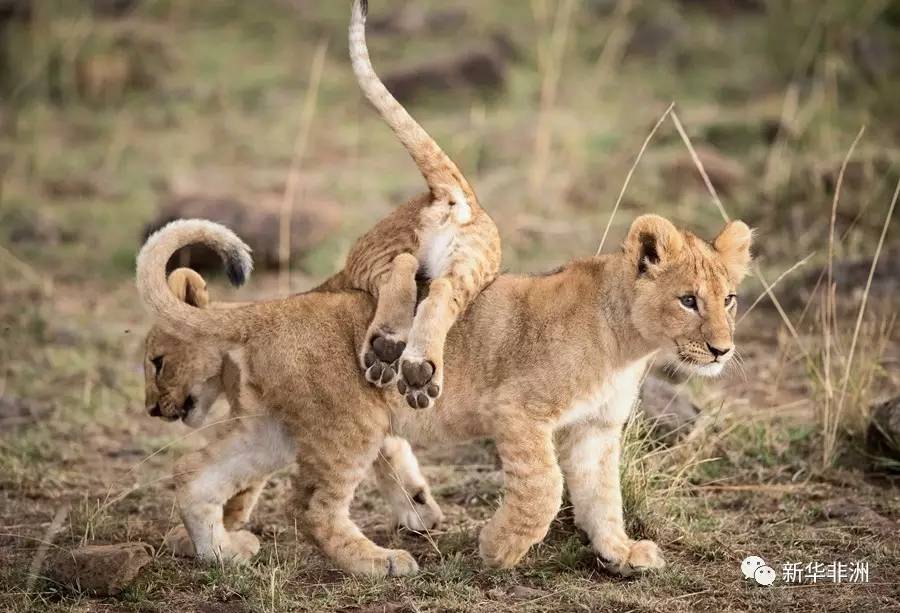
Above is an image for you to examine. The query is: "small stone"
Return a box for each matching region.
[51,542,152,596]
[867,396,900,469]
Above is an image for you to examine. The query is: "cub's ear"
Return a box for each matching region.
[624,214,684,276]
[713,220,753,283]
[167,268,210,308]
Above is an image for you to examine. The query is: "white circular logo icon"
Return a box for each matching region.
[754,565,776,586]
[741,555,766,580]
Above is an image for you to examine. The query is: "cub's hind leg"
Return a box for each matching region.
[374,435,443,532]
[294,428,418,577]
[360,253,419,388]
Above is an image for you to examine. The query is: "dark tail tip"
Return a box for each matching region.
[224,249,250,287]
[360,0,368,18]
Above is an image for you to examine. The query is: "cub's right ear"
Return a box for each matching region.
[167,268,210,308]
[624,215,683,276]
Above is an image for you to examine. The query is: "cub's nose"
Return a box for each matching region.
[148,404,161,417]
[707,343,732,359]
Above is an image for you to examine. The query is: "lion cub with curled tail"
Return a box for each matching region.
[144,268,444,548]
[319,0,500,410]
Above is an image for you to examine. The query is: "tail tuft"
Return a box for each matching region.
[360,0,368,19]
[224,247,253,287]
[136,219,253,341]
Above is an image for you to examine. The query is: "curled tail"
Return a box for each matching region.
[349,0,477,211]
[136,219,253,342]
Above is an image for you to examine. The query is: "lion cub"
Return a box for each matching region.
[144,267,444,541]
[318,0,501,410]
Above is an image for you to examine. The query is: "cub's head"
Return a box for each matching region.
[624,214,753,377]
[144,268,224,427]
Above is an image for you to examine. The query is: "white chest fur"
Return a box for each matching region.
[556,358,649,429]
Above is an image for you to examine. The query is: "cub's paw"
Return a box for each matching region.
[478,523,534,569]
[164,526,195,558]
[362,334,406,388]
[344,547,419,578]
[220,530,261,565]
[393,489,444,532]
[397,357,442,410]
[596,537,665,577]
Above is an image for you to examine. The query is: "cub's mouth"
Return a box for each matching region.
[179,395,196,422]
[148,395,196,422]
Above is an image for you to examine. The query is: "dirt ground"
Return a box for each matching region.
[1,272,898,612]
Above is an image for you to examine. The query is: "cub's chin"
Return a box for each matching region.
[682,360,725,378]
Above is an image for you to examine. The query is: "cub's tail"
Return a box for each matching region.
[136,219,253,342]
[349,0,478,212]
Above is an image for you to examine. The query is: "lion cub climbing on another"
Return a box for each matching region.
[318,0,500,410]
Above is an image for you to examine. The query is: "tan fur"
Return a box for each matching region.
[145,270,444,549]
[137,213,752,576]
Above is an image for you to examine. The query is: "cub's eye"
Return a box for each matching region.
[725,294,737,308]
[679,295,698,310]
[151,356,165,373]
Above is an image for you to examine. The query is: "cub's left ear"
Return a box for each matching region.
[624,214,684,277]
[713,221,753,283]
[167,268,210,308]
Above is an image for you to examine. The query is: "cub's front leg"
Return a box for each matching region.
[557,420,665,576]
[479,423,563,568]
[172,418,296,564]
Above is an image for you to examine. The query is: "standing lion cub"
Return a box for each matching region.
[137,213,752,577]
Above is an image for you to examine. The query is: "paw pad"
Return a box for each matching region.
[401,360,434,387]
[372,336,405,363]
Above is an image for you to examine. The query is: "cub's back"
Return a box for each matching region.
[240,291,383,413]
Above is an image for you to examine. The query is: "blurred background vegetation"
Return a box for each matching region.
[3,0,899,280]
[1,1,898,610]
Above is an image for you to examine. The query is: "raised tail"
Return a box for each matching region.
[136,219,253,342]
[349,0,477,211]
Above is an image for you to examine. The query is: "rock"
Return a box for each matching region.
[779,253,899,312]
[3,208,70,246]
[0,395,52,429]
[665,145,745,196]
[51,542,152,596]
[638,376,699,443]
[382,43,509,104]
[368,4,468,36]
[143,192,341,272]
[867,396,900,469]
[823,501,894,529]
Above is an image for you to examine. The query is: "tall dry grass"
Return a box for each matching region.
[278,39,328,295]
